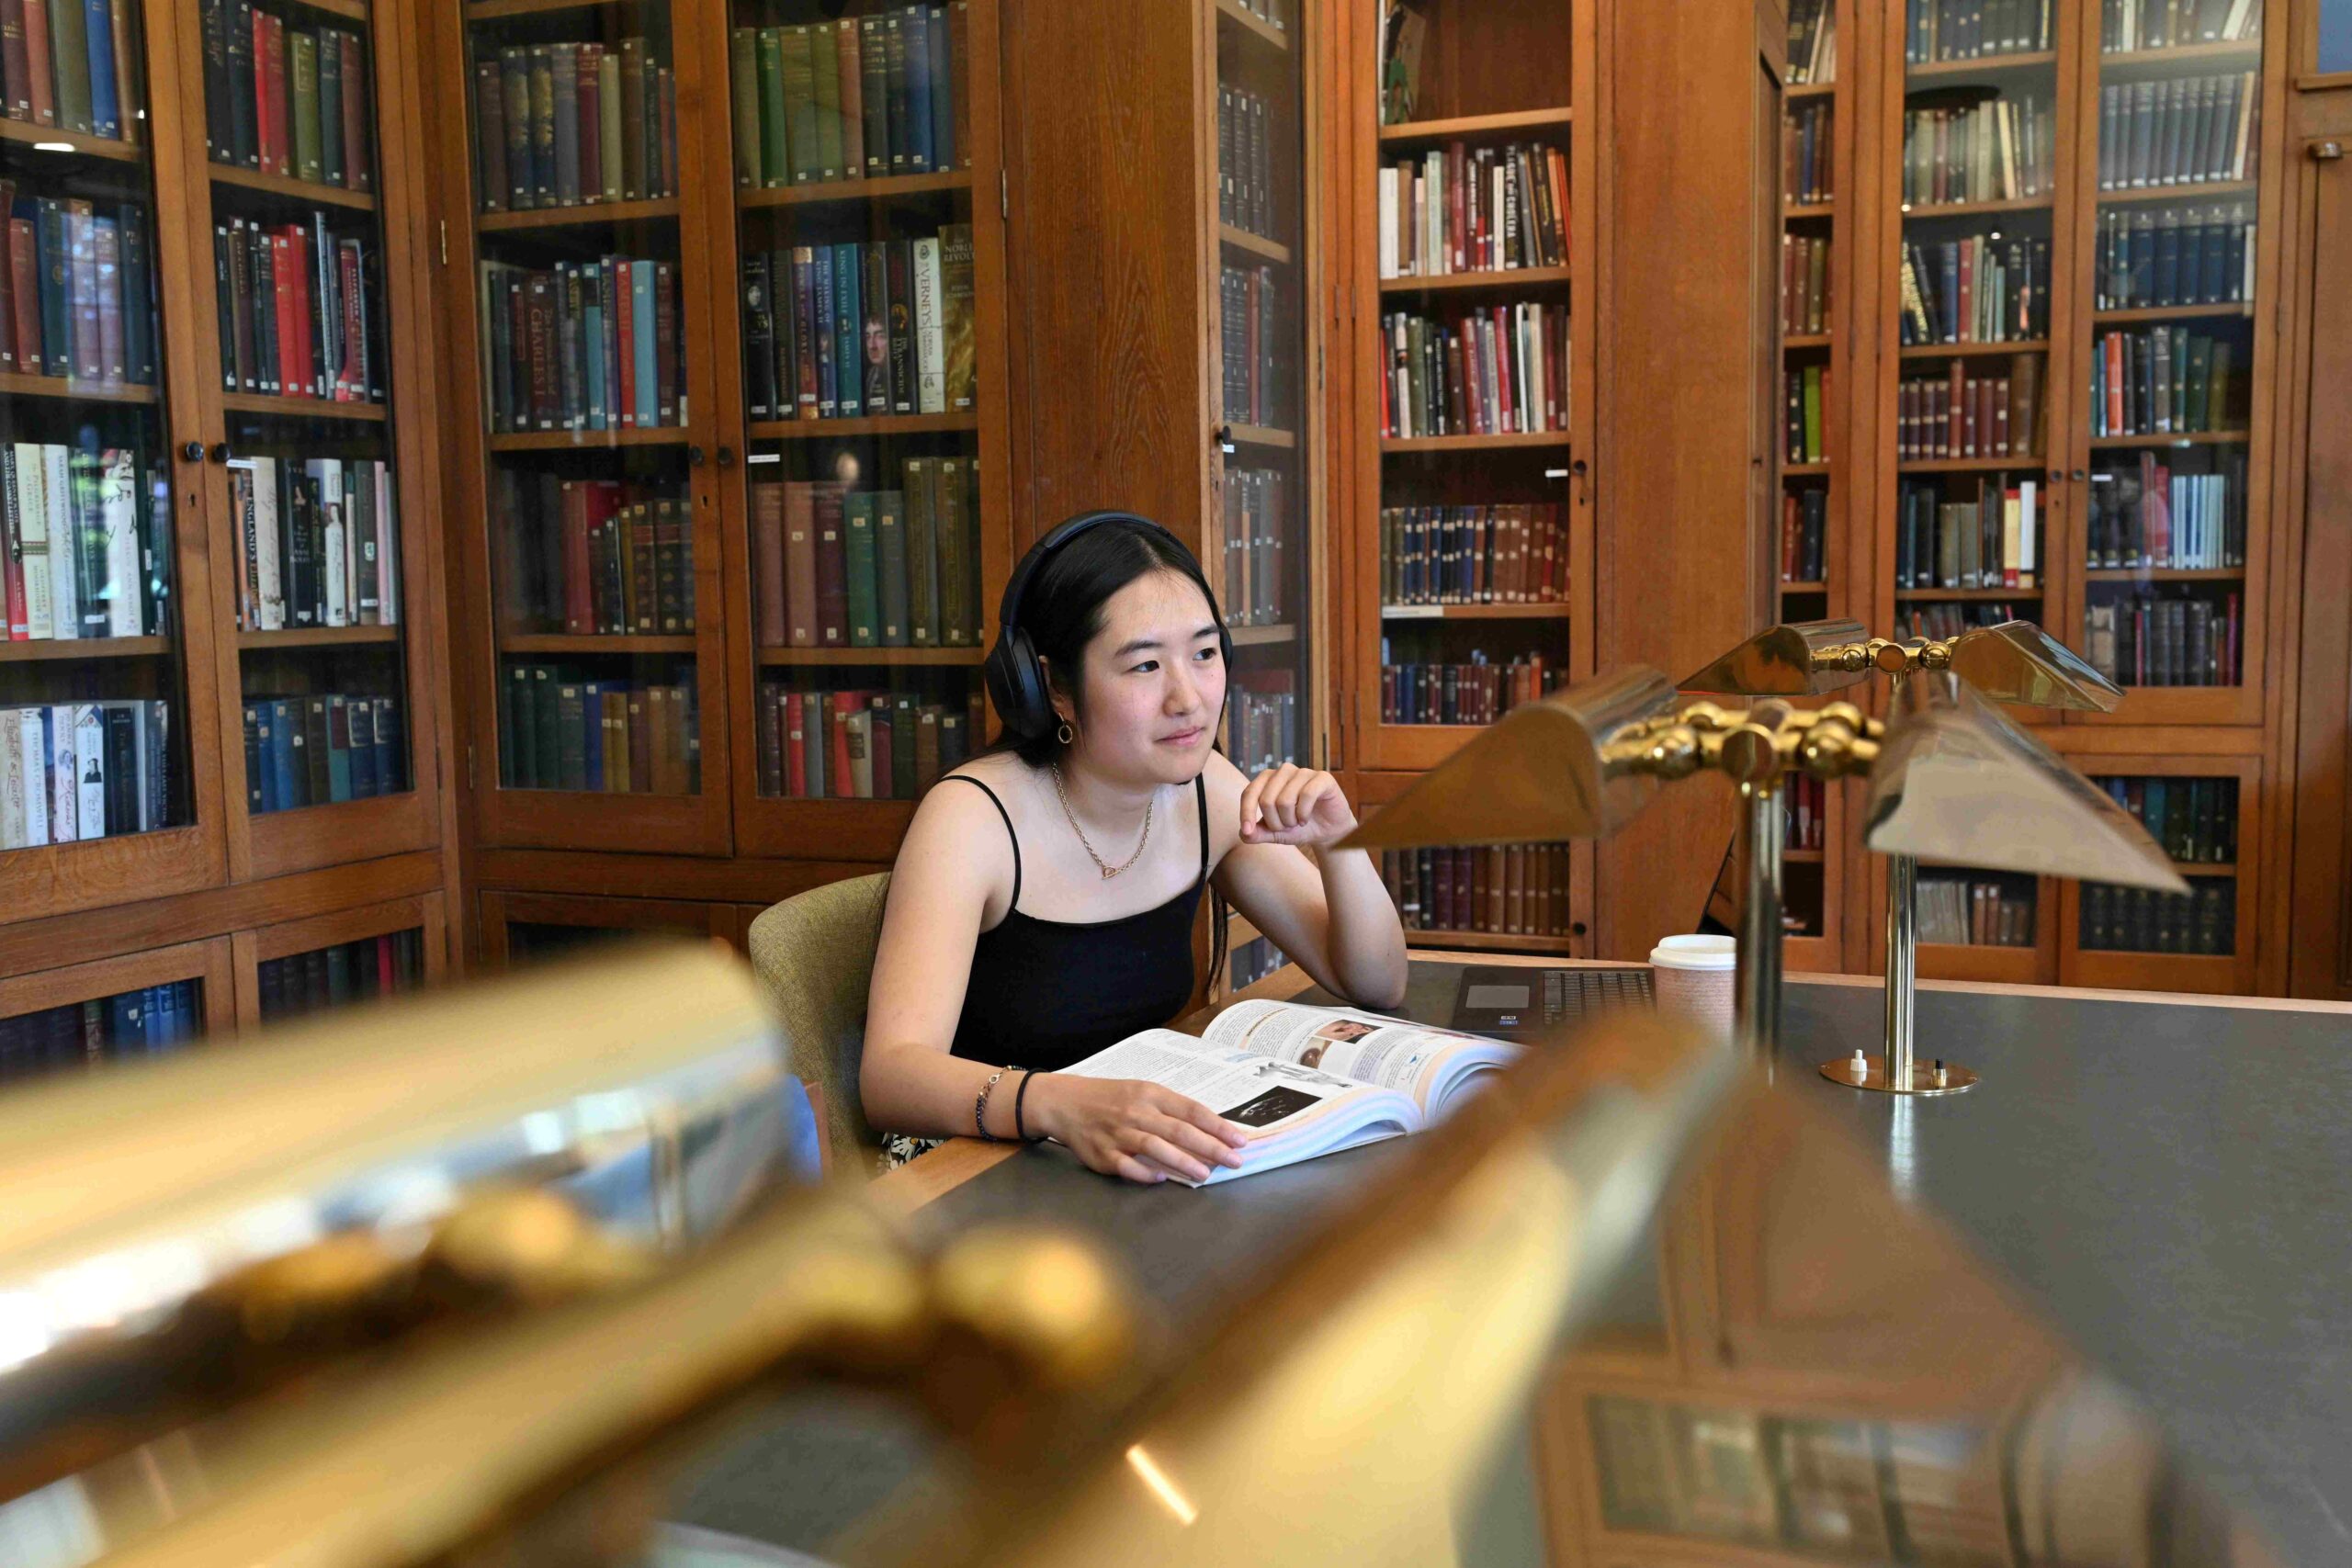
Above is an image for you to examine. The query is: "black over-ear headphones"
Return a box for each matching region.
[983,510,1234,740]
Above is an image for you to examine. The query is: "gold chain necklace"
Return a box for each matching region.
[1050,762,1154,879]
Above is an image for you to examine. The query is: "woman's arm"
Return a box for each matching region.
[1209,757,1409,1010]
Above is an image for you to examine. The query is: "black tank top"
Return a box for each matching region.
[944,772,1209,1072]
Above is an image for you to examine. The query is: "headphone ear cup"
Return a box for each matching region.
[989,626,1050,739]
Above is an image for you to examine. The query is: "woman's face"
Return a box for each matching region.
[1057,569,1226,785]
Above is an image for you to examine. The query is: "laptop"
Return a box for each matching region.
[1448,964,1655,1037]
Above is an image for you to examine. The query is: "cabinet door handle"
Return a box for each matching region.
[210,443,231,464]
[180,441,203,462]
[1213,423,1236,456]
[717,445,736,468]
[688,445,707,467]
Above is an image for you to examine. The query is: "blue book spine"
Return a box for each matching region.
[582,680,605,791]
[813,248,836,416]
[326,694,354,801]
[142,984,166,1052]
[348,694,378,798]
[901,6,933,172]
[582,296,606,429]
[108,991,143,1053]
[832,243,860,419]
[372,696,401,794]
[926,6,952,169]
[85,0,120,138]
[268,699,299,811]
[631,260,658,427]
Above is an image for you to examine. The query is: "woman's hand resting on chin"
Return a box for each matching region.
[1237,762,1359,850]
[1026,1074,1248,1185]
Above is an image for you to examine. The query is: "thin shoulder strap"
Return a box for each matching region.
[1193,773,1210,884]
[942,773,1022,911]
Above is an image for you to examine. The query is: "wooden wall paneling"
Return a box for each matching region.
[0,938,237,1040]
[231,890,449,1028]
[1592,0,1777,962]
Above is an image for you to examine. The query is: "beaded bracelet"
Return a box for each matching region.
[974,1068,1008,1142]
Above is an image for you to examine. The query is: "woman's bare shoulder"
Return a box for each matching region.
[898,756,1027,884]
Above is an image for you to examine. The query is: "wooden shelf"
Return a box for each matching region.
[500,634,697,655]
[1382,430,1570,453]
[737,169,972,209]
[1783,201,1833,220]
[1780,580,1828,592]
[0,370,158,404]
[285,0,366,19]
[469,0,618,17]
[1214,0,1289,52]
[488,427,685,451]
[1783,460,1829,475]
[2093,301,2254,323]
[1377,107,1572,144]
[2083,567,2245,582]
[1894,586,2044,602]
[1406,929,1578,955]
[2089,430,2250,449]
[1782,848,1826,863]
[1378,265,1572,295]
[1906,49,2057,82]
[222,392,388,423]
[1783,333,1831,350]
[2098,39,2264,78]
[1901,338,2049,358]
[2098,179,2256,208]
[1379,603,1571,621]
[1219,224,1292,264]
[0,118,142,164]
[1786,81,1837,100]
[2170,861,2237,876]
[211,163,376,212]
[1228,623,1298,647]
[478,196,679,232]
[240,626,401,649]
[1901,195,2056,219]
[756,646,985,667]
[1228,423,1296,449]
[0,636,169,662]
[750,412,978,440]
[1896,455,2043,472]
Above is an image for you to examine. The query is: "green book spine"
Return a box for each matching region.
[875,486,908,646]
[48,0,93,134]
[859,16,888,175]
[503,666,528,786]
[318,29,343,187]
[1802,364,1823,462]
[289,31,320,185]
[530,45,557,207]
[530,664,560,788]
[556,682,586,790]
[808,19,842,181]
[755,28,787,189]
[779,26,818,186]
[597,51,622,200]
[903,456,937,645]
[936,456,969,645]
[844,490,878,647]
[730,28,760,186]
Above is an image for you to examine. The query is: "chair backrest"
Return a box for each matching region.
[746,873,893,1176]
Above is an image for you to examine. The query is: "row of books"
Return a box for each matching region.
[242,693,404,815]
[1898,233,2052,345]
[1785,101,1832,206]
[752,464,978,649]
[1789,0,1838,84]
[493,474,691,637]
[0,192,156,386]
[474,39,674,212]
[1219,83,1279,243]
[1900,98,2055,208]
[0,982,199,1082]
[1784,364,1829,465]
[2086,451,2246,569]
[3,0,133,139]
[1917,873,2035,947]
[1783,774,1828,851]
[2080,879,2233,954]
[2096,75,2256,193]
[2091,325,2236,437]
[201,3,370,192]
[1894,477,2041,589]
[2094,203,2255,310]
[1900,600,2018,638]
[1220,467,1288,628]
[230,457,400,631]
[1782,233,1830,336]
[1905,0,2052,62]
[2095,773,2237,861]
[1378,502,1568,606]
[727,8,967,193]
[1375,141,1569,278]
[1226,674,1296,774]
[1377,654,1565,726]
[1779,488,1828,584]
[499,665,701,795]
[1380,844,1573,938]
[753,685,976,800]
[1220,264,1286,428]
[212,215,379,402]
[1378,301,1570,439]
[2101,0,2261,51]
[479,255,686,433]
[1896,357,2043,460]
[1375,2,1425,127]
[2084,591,2242,685]
[1,444,161,641]
[1,701,172,849]
[742,231,975,421]
[257,931,423,1022]
[1227,933,1287,991]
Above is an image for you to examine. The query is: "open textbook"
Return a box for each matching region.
[1058,999,1520,1186]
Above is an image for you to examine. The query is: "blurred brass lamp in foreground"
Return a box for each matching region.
[1685,619,2188,1093]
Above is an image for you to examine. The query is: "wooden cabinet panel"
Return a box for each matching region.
[478,889,733,970]
[232,891,447,1027]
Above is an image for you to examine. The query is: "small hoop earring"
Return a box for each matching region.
[1055,719,1076,746]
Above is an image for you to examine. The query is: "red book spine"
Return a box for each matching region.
[342,31,369,191]
[612,259,635,427]
[575,44,600,200]
[868,695,893,799]
[653,259,676,426]
[270,230,295,398]
[829,692,855,799]
[2105,333,2125,434]
[1448,141,1466,270]
[292,225,314,398]
[4,496,26,638]
[20,0,51,127]
[8,218,37,375]
[0,0,30,124]
[1781,491,1800,581]
[338,240,364,400]
[560,479,590,633]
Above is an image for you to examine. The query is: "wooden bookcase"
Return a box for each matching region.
[477,887,731,968]
[0,938,235,1084]
[230,887,446,1021]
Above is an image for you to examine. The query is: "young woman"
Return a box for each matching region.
[861,512,1408,1185]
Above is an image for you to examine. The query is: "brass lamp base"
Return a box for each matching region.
[1817,1055,1980,1095]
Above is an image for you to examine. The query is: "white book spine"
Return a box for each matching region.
[18,710,48,845]
[0,711,22,846]
[377,463,399,625]
[12,449,51,640]
[317,459,348,626]
[126,699,149,834]
[102,450,140,637]
[40,446,74,639]
[912,236,945,414]
[2019,479,2038,584]
[48,705,74,841]
[74,704,103,838]
[253,460,284,630]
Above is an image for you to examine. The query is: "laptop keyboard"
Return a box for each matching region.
[1544,966,1655,1024]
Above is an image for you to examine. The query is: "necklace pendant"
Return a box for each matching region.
[1101,864,1119,880]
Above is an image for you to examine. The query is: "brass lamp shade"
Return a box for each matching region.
[1862,673,2187,893]
[1680,618,1871,696]
[1944,621,2125,711]
[1332,666,1682,852]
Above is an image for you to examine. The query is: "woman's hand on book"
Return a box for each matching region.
[1238,762,1358,850]
[1029,1075,1248,1184]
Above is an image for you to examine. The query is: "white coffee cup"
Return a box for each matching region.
[1649,934,1737,1039]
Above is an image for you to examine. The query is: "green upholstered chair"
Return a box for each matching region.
[746,872,893,1177]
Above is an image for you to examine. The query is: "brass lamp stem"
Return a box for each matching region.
[1736,778,1785,1068]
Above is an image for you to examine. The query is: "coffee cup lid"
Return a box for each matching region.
[1648,933,1737,971]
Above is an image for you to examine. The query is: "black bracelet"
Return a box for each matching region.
[1014,1070,1041,1141]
